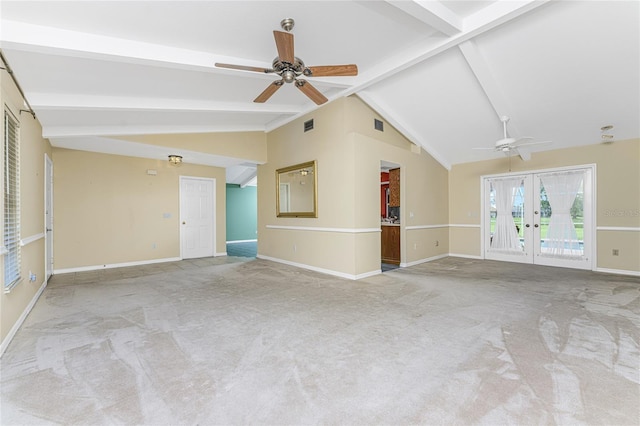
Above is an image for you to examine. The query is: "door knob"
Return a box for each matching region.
[534,224,539,228]
[182,221,186,225]
[525,224,530,228]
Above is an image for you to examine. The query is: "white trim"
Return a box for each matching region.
[0,278,48,357]
[257,254,379,280]
[405,224,448,230]
[44,153,54,282]
[481,163,597,181]
[266,225,380,233]
[216,251,227,257]
[53,256,181,274]
[449,224,481,228]
[596,227,640,232]
[401,253,449,267]
[449,253,484,260]
[20,233,45,247]
[226,239,257,244]
[595,267,640,277]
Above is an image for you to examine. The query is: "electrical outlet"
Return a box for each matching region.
[612,249,619,256]
[29,272,36,282]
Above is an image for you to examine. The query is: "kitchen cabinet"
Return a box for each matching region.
[389,168,400,207]
[381,224,400,265]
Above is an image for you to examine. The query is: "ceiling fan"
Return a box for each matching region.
[215,18,358,105]
[474,116,551,158]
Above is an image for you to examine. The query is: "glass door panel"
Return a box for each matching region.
[534,169,592,269]
[485,175,533,264]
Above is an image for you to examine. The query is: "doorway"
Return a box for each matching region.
[180,176,216,259]
[381,161,401,270]
[482,165,594,270]
[44,154,54,280]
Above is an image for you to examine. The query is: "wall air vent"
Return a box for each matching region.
[304,119,314,132]
[374,118,384,132]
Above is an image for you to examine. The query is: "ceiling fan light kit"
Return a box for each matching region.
[215,18,358,105]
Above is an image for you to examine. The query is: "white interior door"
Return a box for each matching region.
[180,176,215,259]
[484,166,593,270]
[45,154,54,280]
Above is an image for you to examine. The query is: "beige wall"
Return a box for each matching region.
[113,131,267,164]
[449,138,640,273]
[52,149,226,270]
[258,96,449,278]
[1,70,53,346]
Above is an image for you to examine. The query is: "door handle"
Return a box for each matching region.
[182,221,186,225]
[534,224,539,228]
[525,224,530,228]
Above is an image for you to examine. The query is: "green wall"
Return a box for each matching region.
[226,184,257,242]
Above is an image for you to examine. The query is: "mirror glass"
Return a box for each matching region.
[276,160,317,217]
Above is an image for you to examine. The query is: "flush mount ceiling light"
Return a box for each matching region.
[168,154,183,165]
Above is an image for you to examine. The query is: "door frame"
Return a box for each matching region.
[44,154,54,281]
[179,175,216,259]
[481,164,596,270]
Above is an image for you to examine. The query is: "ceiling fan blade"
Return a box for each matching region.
[254,80,284,103]
[515,140,552,148]
[215,63,274,74]
[295,79,328,105]
[305,64,358,77]
[273,30,295,64]
[510,137,534,146]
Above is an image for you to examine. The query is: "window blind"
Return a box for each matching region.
[4,110,20,291]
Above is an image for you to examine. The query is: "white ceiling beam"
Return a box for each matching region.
[458,39,526,137]
[348,0,550,95]
[28,93,300,115]
[268,0,550,132]
[385,1,462,36]
[43,124,267,139]
[457,40,510,120]
[1,20,355,89]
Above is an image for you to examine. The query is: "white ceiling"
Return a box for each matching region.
[1,1,638,183]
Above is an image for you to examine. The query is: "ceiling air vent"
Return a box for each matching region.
[304,119,314,132]
[374,118,384,132]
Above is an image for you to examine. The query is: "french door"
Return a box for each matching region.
[483,166,593,270]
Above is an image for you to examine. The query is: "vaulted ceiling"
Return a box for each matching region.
[1,1,638,183]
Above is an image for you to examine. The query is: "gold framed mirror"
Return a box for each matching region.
[276,160,317,218]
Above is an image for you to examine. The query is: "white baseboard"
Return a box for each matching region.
[54,257,182,274]
[215,252,227,257]
[449,253,484,260]
[0,279,48,358]
[401,253,449,268]
[226,239,257,244]
[595,267,640,277]
[257,255,379,280]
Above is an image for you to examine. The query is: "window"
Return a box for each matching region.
[4,109,20,291]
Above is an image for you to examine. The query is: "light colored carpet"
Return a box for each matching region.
[1,257,639,425]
